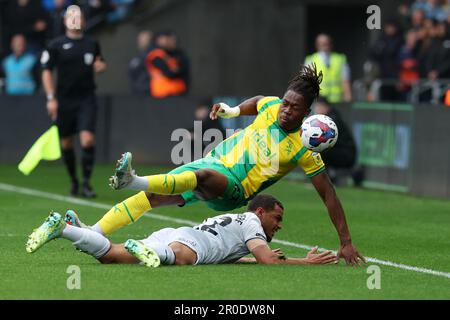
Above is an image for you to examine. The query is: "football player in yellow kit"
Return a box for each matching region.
[81,64,364,266]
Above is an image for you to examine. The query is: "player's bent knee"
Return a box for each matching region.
[80,132,95,148]
[145,192,185,208]
[146,193,162,208]
[170,242,197,265]
[61,137,74,150]
[175,259,194,266]
[194,169,228,199]
[194,169,212,184]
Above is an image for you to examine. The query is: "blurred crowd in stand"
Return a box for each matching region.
[128,30,190,98]
[366,0,449,102]
[0,0,140,94]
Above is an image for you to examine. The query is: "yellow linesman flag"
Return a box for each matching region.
[18,125,61,175]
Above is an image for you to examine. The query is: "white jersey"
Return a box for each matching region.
[141,212,267,265]
[192,212,267,264]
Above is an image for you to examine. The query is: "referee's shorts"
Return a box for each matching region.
[56,94,98,137]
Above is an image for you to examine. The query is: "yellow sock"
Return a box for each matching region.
[97,191,151,235]
[146,171,197,195]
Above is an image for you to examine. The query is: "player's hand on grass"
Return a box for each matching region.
[272,248,286,260]
[47,98,58,121]
[337,243,366,266]
[305,247,338,265]
[209,103,240,120]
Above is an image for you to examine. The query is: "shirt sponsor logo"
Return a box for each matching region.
[251,130,278,161]
[285,140,294,155]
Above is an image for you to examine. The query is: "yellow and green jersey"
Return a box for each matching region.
[208,96,326,199]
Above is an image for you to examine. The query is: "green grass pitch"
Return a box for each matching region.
[0,163,449,299]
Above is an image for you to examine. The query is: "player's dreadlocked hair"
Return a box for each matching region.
[287,63,323,108]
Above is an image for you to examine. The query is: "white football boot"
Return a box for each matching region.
[124,239,161,268]
[26,212,65,253]
[109,152,136,190]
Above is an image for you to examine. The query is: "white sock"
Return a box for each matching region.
[127,175,149,191]
[91,223,105,235]
[145,241,175,265]
[62,224,86,242]
[62,224,111,259]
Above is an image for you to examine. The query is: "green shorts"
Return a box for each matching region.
[168,157,247,211]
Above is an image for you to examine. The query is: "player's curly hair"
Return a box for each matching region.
[247,194,284,213]
[287,63,323,108]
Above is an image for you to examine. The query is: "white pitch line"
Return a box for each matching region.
[270,239,450,279]
[1,182,450,280]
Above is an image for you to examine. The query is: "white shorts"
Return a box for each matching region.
[140,227,209,265]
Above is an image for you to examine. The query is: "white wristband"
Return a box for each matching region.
[218,103,240,119]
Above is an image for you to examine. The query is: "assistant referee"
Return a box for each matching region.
[41,5,106,198]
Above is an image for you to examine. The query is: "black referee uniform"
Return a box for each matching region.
[41,34,103,197]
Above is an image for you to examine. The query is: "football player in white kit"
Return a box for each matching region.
[26,194,337,266]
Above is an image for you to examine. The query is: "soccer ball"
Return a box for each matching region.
[301,114,338,152]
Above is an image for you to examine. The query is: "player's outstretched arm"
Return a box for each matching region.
[209,95,264,120]
[310,172,366,266]
[236,248,285,264]
[246,239,337,265]
[236,257,257,263]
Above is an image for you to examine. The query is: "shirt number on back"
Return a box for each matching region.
[197,216,232,236]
